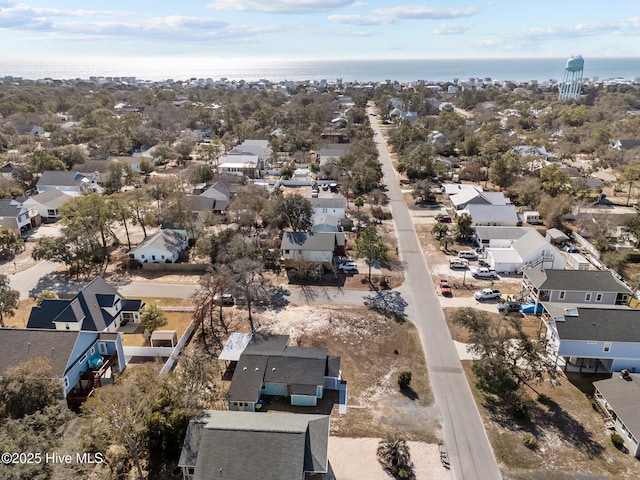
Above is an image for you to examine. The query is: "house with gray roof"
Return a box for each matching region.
[460,203,520,227]
[26,276,145,333]
[178,410,329,480]
[199,179,231,213]
[521,267,632,308]
[0,198,32,233]
[224,333,342,411]
[22,189,73,222]
[0,328,125,408]
[541,305,640,374]
[281,231,346,269]
[485,229,563,273]
[594,373,640,456]
[128,229,187,264]
[308,194,347,219]
[317,144,349,167]
[311,214,341,233]
[36,170,103,196]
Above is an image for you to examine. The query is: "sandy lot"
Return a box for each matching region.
[328,437,453,480]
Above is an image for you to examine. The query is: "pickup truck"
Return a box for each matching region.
[440,279,452,297]
[471,267,498,279]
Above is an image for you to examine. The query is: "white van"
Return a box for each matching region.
[458,250,478,260]
[449,258,469,269]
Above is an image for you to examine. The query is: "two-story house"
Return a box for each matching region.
[521,268,639,374]
[521,268,632,309]
[0,328,125,409]
[26,277,145,332]
[36,171,103,196]
[0,199,32,234]
[308,195,347,219]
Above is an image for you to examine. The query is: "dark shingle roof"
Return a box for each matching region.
[280,231,337,252]
[594,374,640,438]
[228,335,339,403]
[179,411,329,480]
[26,276,137,332]
[555,307,640,342]
[525,268,632,294]
[0,328,78,377]
[37,171,85,187]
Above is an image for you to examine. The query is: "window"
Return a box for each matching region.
[322,208,328,213]
[80,354,87,363]
[559,291,566,300]
[64,377,69,388]
[604,342,612,352]
[585,293,592,302]
[141,254,145,259]
[284,249,290,254]
[161,255,165,259]
[152,255,156,260]
[90,347,95,355]
[596,293,603,302]
[188,467,195,475]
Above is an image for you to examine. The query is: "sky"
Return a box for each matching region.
[1,0,639,62]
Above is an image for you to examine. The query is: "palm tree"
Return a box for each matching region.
[439,235,454,253]
[377,434,413,479]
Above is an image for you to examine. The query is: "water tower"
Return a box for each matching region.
[558,55,584,100]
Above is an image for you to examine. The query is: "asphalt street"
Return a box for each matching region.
[369,107,502,480]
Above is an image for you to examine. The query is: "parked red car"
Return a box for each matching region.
[440,279,452,297]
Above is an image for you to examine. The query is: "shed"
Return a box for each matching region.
[150,330,177,347]
[523,211,540,225]
[566,252,591,270]
[546,228,569,245]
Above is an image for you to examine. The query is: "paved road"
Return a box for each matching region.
[369,107,502,480]
[117,281,371,306]
[9,260,65,300]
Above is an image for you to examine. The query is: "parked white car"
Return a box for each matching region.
[471,267,498,279]
[474,288,502,301]
[338,262,358,272]
[458,250,478,260]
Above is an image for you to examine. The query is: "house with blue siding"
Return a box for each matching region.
[542,304,640,374]
[0,328,125,408]
[222,333,342,411]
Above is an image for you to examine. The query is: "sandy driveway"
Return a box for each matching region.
[328,437,453,480]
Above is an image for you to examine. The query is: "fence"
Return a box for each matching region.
[159,317,199,375]
[122,346,174,357]
[141,263,208,273]
[572,232,600,259]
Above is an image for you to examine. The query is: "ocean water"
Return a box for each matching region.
[0,56,638,83]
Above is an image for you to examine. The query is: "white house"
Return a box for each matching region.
[0,199,32,234]
[594,373,640,457]
[485,229,564,273]
[36,171,103,196]
[128,229,187,264]
[22,189,73,222]
[217,154,260,178]
[461,204,520,227]
[308,195,347,219]
[280,231,345,268]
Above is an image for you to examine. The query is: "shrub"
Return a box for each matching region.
[611,432,625,450]
[510,395,530,421]
[398,371,412,390]
[536,393,550,404]
[521,432,537,449]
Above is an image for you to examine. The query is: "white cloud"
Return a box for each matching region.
[433,23,472,35]
[328,14,390,26]
[207,0,356,14]
[373,5,480,20]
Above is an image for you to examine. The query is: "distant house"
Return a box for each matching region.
[178,410,329,480]
[199,179,231,213]
[221,333,342,411]
[36,171,103,196]
[73,160,109,182]
[594,373,640,456]
[128,229,187,264]
[610,139,640,152]
[16,124,45,137]
[317,144,349,167]
[281,231,346,268]
[308,195,347,219]
[217,154,260,178]
[485,229,564,273]
[228,139,272,167]
[0,328,125,408]
[460,204,520,227]
[22,189,73,222]
[0,199,32,234]
[26,276,145,332]
[0,162,15,180]
[450,188,510,211]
